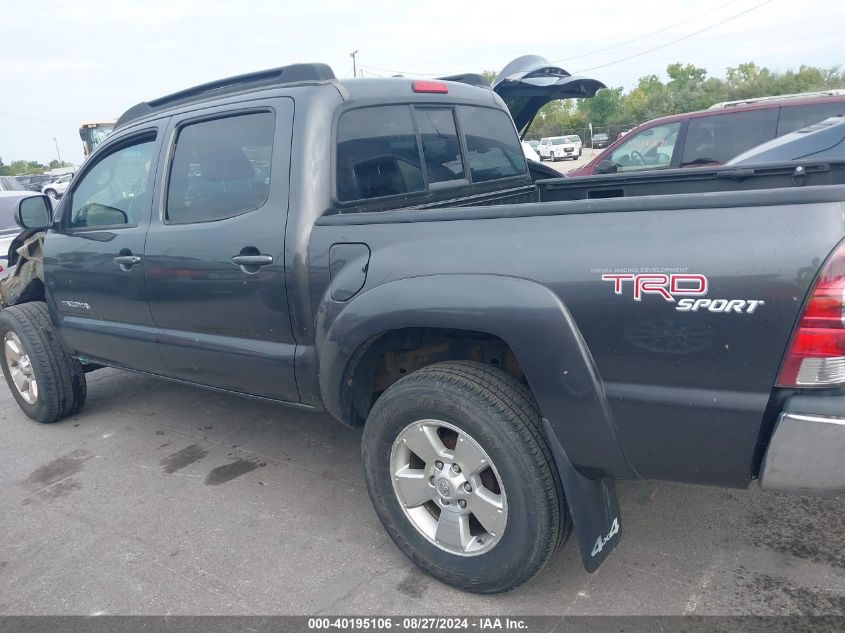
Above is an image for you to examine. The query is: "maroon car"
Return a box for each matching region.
[570,92,845,176]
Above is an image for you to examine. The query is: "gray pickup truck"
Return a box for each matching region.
[2,56,844,593]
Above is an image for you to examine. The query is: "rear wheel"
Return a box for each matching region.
[44,189,58,200]
[362,361,568,593]
[0,302,86,423]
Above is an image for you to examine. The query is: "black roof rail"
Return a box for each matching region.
[437,73,491,89]
[115,62,335,129]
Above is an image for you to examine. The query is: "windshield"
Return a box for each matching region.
[565,136,581,143]
[551,138,570,145]
[79,124,115,156]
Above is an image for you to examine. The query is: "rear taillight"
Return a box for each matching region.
[778,239,845,387]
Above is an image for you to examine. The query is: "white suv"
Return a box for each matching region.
[42,173,73,200]
[538,135,582,161]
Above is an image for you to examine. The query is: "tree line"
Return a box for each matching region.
[521,62,845,141]
[0,158,72,176]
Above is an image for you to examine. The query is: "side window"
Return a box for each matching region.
[458,106,527,182]
[610,121,681,171]
[682,109,778,166]
[610,122,681,172]
[778,102,845,136]
[413,109,464,183]
[336,106,424,202]
[166,112,274,224]
[69,138,156,228]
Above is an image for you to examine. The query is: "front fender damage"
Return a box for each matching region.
[1,232,45,308]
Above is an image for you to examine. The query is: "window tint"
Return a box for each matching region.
[777,102,845,136]
[69,139,156,228]
[610,122,680,171]
[682,109,778,166]
[459,106,526,182]
[414,109,464,183]
[166,112,274,224]
[336,106,424,202]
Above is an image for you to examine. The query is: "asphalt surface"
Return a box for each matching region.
[1,367,844,615]
[543,147,601,174]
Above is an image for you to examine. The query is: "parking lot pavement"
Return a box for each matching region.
[1,368,843,615]
[545,148,600,174]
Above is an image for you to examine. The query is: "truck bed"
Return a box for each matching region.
[395,160,845,211]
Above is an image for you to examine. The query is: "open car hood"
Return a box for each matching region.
[490,55,606,137]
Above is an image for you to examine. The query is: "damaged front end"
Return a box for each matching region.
[1,231,46,309]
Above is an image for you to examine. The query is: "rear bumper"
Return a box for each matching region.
[760,400,845,495]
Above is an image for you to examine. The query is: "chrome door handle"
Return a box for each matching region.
[114,255,141,270]
[230,255,273,267]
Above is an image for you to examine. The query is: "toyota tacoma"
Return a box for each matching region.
[2,55,844,593]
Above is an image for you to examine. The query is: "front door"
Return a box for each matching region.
[44,126,164,372]
[143,99,299,402]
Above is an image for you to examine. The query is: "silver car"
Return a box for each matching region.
[42,173,73,200]
[0,192,32,279]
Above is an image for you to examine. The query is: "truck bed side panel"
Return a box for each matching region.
[312,187,845,486]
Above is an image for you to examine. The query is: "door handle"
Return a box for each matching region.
[231,253,273,274]
[231,255,273,266]
[114,255,141,271]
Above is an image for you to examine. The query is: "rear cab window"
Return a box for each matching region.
[335,103,527,207]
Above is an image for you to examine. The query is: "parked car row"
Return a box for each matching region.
[0,173,74,197]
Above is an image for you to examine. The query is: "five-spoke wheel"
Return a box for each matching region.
[391,419,507,556]
[363,360,568,593]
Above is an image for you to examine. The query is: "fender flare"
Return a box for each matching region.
[316,274,632,569]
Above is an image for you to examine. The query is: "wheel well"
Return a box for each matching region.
[12,279,46,305]
[340,327,526,428]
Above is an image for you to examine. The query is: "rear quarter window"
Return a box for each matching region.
[682,108,779,165]
[777,101,845,136]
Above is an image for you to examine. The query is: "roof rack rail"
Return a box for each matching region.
[708,89,845,110]
[437,73,491,89]
[115,62,335,129]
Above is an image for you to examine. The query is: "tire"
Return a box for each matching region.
[0,302,87,423]
[362,361,568,593]
[44,189,57,200]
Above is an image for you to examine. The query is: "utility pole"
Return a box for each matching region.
[350,50,359,78]
[52,137,63,164]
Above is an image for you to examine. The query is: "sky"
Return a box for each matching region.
[1,0,843,165]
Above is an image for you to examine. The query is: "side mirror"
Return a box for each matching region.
[595,160,618,174]
[16,195,53,230]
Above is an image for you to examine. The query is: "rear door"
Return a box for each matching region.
[144,98,299,402]
[43,125,165,372]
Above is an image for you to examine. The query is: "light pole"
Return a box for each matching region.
[52,137,62,165]
[350,50,359,78]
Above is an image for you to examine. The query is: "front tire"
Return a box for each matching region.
[362,361,568,593]
[0,302,87,423]
[44,189,58,200]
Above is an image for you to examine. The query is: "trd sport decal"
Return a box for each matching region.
[600,273,765,314]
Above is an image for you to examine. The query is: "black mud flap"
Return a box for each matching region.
[542,418,621,572]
